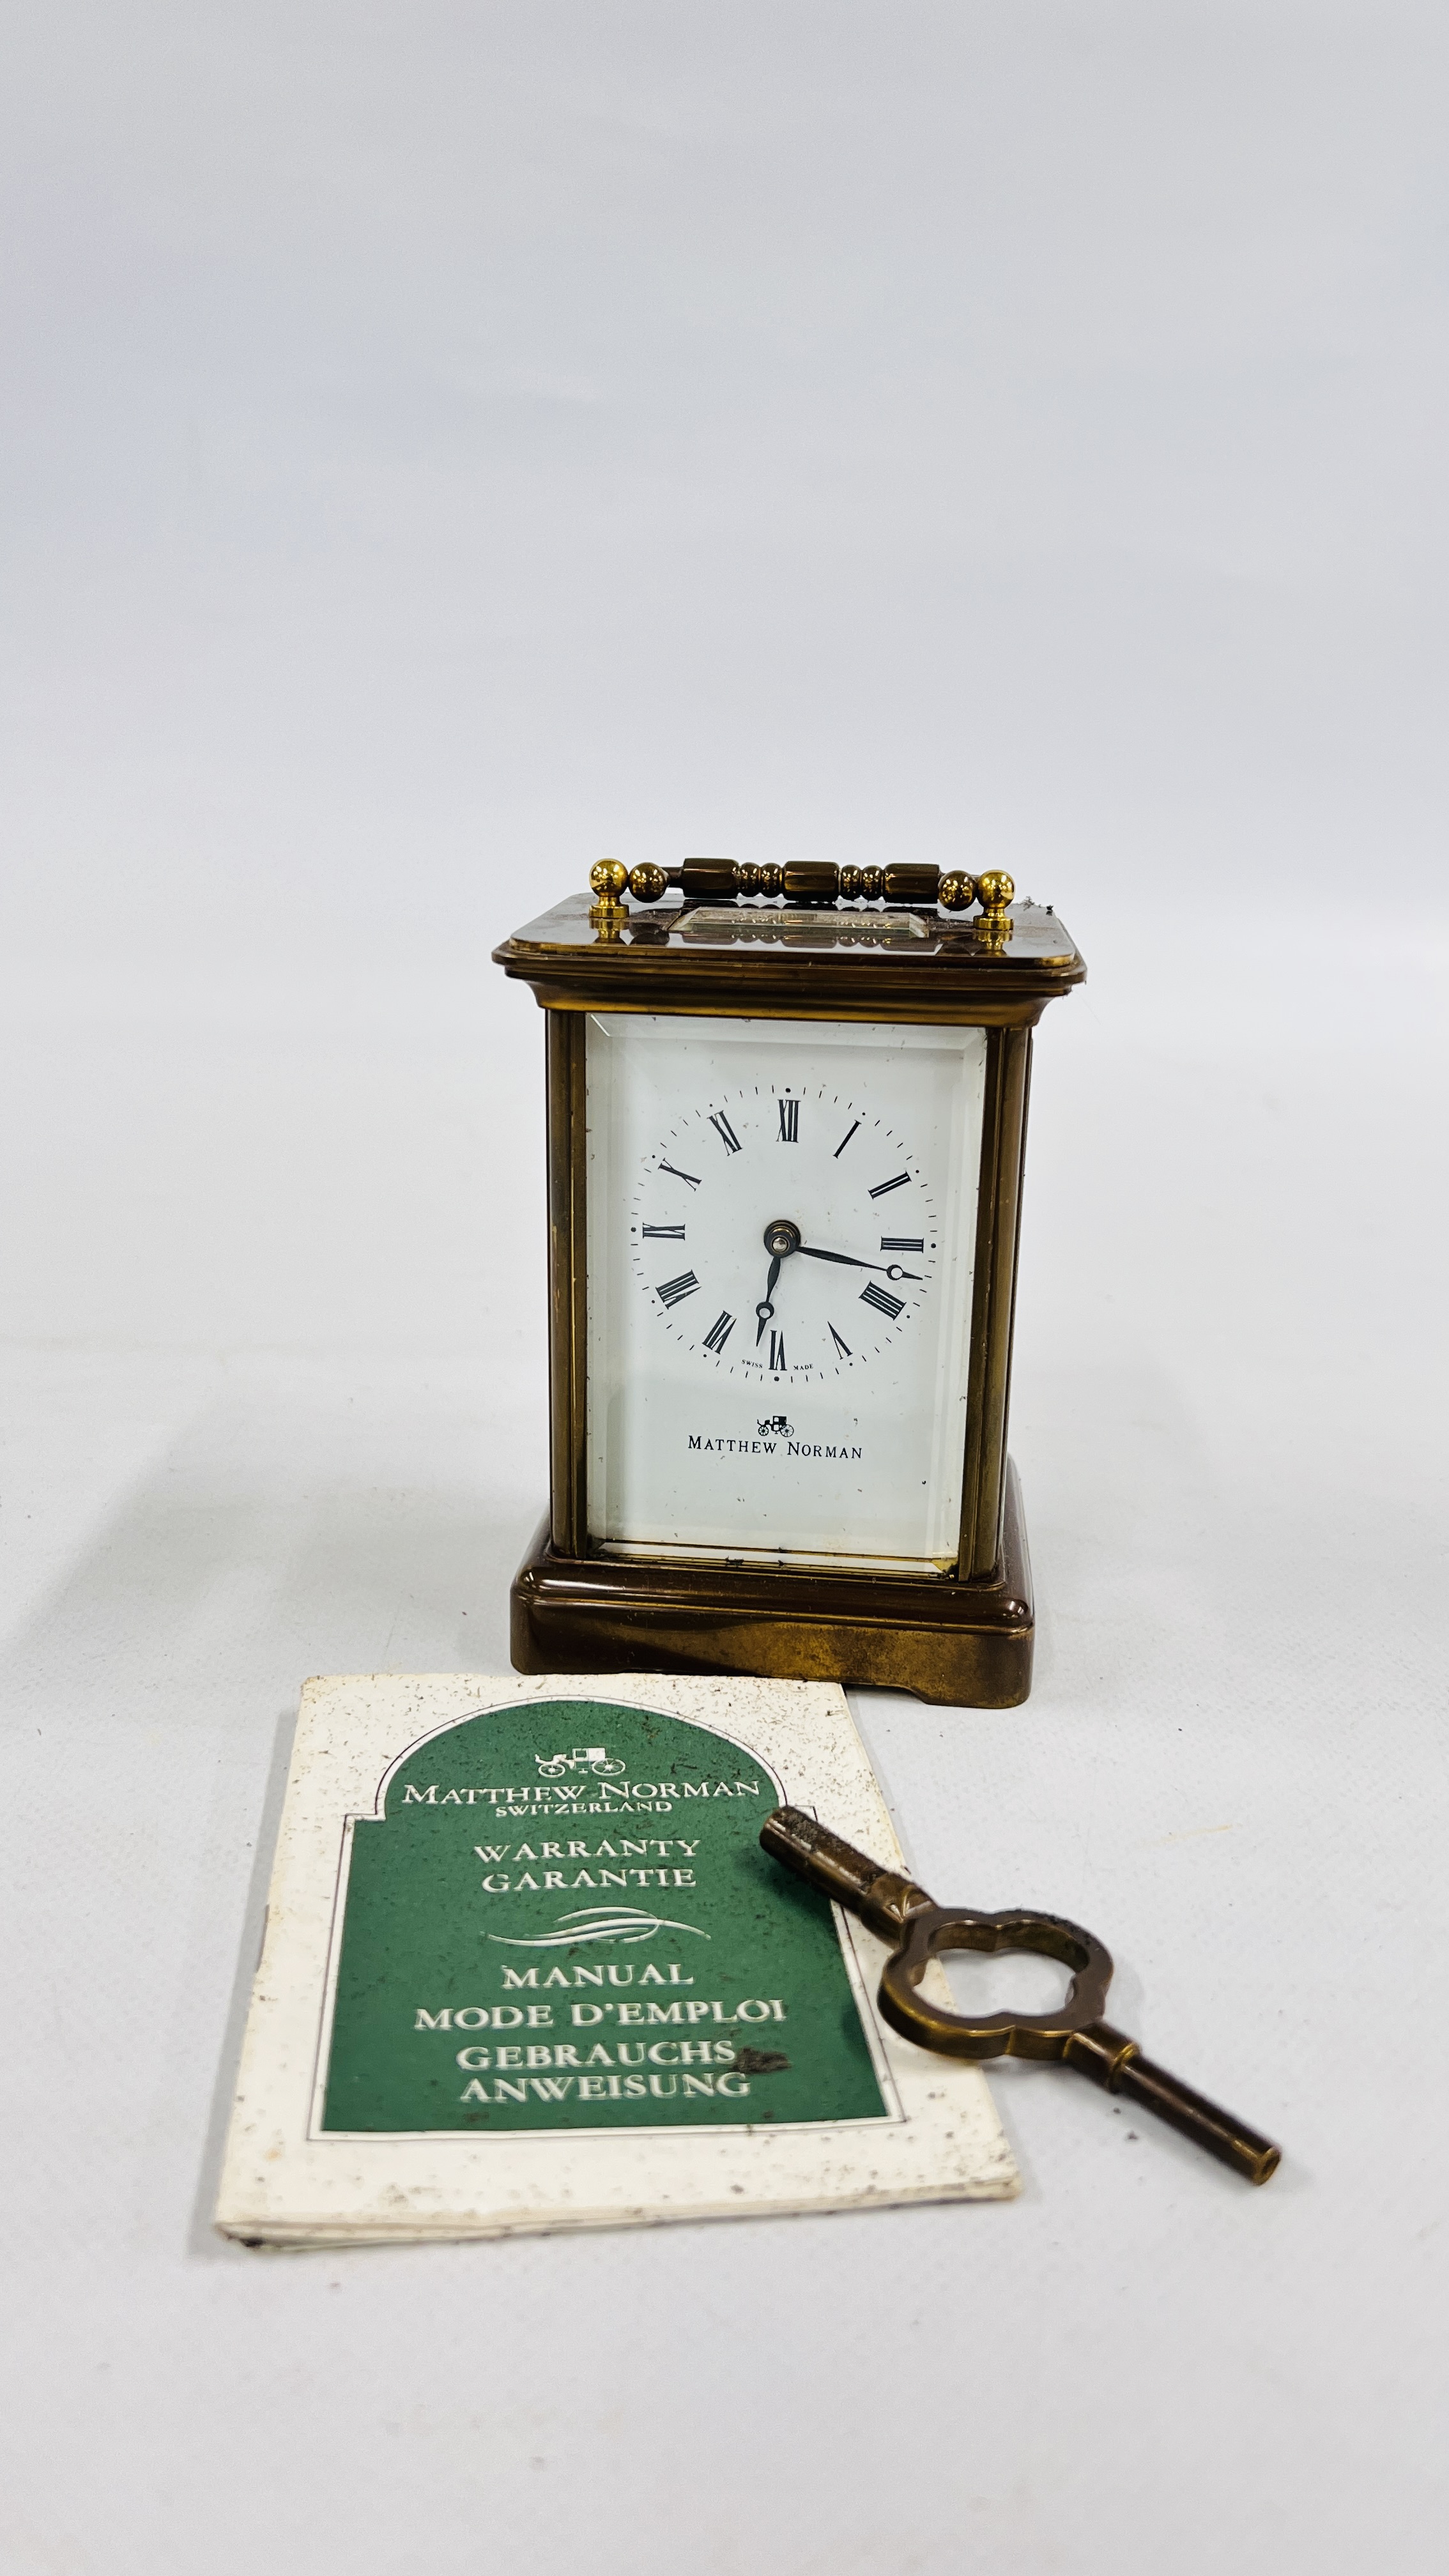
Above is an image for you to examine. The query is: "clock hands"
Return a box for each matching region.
[755,1217,923,1325]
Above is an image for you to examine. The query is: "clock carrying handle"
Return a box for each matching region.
[759,1806,1282,2187]
[588,857,1015,921]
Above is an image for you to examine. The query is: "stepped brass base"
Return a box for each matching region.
[510,1460,1034,1708]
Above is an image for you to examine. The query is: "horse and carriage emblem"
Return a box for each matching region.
[533,1745,627,1779]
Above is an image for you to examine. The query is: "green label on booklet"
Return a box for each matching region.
[321,1697,888,2134]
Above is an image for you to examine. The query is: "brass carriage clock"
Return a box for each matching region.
[493,858,1084,1706]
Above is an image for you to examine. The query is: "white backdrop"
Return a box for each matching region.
[1,8,1445,2572]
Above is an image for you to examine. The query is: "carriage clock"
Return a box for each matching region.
[493,858,1084,1706]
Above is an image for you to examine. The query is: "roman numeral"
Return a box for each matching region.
[860,1281,904,1321]
[709,1112,742,1154]
[776,1097,799,1142]
[703,1310,735,1353]
[657,1160,700,1189]
[769,1330,787,1372]
[656,1271,700,1308]
[642,1223,686,1239]
[868,1172,910,1199]
[880,1236,924,1253]
[834,1119,861,1158]
[829,1322,852,1359]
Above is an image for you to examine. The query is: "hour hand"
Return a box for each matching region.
[755,1252,782,1342]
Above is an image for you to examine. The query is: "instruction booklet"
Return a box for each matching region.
[215,1671,1018,2244]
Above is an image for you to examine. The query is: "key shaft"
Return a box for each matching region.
[760,1805,933,1942]
[1066,2021,1280,2186]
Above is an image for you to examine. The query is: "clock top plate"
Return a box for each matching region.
[495,896,1085,1023]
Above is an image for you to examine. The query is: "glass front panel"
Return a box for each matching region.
[585,1013,986,1573]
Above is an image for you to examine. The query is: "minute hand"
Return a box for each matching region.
[795,1244,923,1282]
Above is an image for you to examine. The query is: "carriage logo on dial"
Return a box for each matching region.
[628,1087,939,1380]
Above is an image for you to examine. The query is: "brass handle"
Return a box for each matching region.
[590,857,1017,923]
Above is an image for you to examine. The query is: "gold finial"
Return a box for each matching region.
[972,870,1015,951]
[589,857,629,927]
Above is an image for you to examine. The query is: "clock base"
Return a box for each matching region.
[510,1460,1034,1709]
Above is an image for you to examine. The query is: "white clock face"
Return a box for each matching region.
[627,1089,938,1386]
[586,1013,988,1572]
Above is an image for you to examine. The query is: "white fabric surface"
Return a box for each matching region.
[1,8,1445,2570]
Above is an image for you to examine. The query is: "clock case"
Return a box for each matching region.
[493,878,1084,1708]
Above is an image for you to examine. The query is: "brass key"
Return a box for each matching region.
[761,1806,1281,2185]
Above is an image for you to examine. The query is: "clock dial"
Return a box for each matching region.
[628,1086,939,1384]
[586,1013,987,1572]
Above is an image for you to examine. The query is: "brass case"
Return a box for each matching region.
[493,893,1084,1707]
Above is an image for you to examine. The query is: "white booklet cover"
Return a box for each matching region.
[215,1672,1018,2244]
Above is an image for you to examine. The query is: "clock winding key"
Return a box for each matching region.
[760,1806,1281,2186]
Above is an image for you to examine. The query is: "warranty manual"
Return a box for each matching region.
[215,1672,1018,2244]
